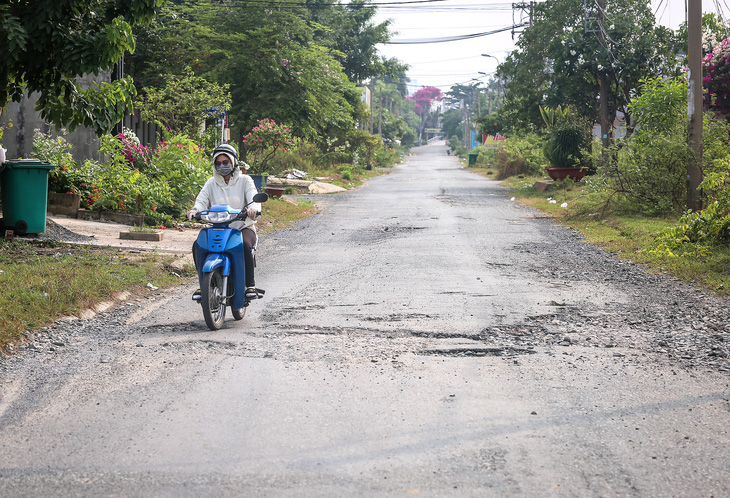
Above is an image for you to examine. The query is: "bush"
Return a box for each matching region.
[33,131,100,209]
[374,147,400,168]
[602,77,691,214]
[448,135,467,157]
[474,146,498,166]
[540,105,592,170]
[600,77,730,215]
[149,134,210,219]
[607,133,690,215]
[33,129,211,226]
[241,118,295,175]
[493,133,548,179]
[655,159,730,255]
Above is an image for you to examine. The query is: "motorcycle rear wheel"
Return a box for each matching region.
[201,268,226,330]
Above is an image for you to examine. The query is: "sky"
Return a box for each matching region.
[372,0,718,94]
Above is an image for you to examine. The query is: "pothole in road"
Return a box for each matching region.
[418,346,538,358]
[348,225,428,244]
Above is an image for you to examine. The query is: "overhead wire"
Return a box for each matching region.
[386,24,524,44]
[195,0,515,11]
[713,0,727,23]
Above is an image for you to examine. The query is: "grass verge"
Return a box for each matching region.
[0,239,192,348]
[256,197,318,235]
[502,175,730,296]
[0,193,321,351]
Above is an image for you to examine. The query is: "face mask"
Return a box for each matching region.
[215,163,234,176]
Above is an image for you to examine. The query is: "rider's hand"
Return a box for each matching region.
[187,208,198,220]
[246,207,258,221]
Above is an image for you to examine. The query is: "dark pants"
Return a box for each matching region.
[241,227,257,288]
[193,227,257,288]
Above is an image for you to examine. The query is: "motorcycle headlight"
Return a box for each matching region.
[200,210,238,223]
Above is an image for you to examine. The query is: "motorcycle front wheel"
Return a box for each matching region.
[232,305,246,320]
[201,268,226,330]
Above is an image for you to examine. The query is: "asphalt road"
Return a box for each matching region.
[1,141,730,497]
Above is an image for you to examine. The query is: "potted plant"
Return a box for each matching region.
[241,118,295,190]
[540,105,591,181]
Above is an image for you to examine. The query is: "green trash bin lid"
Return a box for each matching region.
[1,159,54,170]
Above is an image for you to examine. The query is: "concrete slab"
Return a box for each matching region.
[48,215,197,255]
[534,180,554,192]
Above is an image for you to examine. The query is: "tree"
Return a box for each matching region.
[409,86,443,140]
[128,0,368,147]
[305,0,395,84]
[0,0,164,135]
[241,119,295,175]
[498,0,679,135]
[134,67,230,137]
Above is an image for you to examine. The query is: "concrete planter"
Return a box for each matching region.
[546,167,587,181]
[77,209,144,226]
[47,192,81,217]
[265,186,285,198]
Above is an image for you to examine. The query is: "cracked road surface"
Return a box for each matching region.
[2,141,730,497]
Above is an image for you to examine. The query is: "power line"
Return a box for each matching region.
[386,24,524,44]
[194,0,514,10]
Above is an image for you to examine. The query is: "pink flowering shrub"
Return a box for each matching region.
[117,129,153,170]
[703,38,730,113]
[241,118,295,175]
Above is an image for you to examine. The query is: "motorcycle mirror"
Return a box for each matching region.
[253,192,269,203]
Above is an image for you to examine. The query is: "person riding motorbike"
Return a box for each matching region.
[187,144,261,300]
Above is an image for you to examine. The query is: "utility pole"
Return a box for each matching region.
[461,99,468,147]
[378,85,383,136]
[687,0,703,211]
[369,79,374,134]
[597,0,610,151]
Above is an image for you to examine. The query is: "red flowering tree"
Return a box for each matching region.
[241,118,295,175]
[408,86,443,140]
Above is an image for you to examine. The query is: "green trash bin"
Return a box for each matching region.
[0,159,55,234]
[468,152,478,165]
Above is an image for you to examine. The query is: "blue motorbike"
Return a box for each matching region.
[192,192,268,330]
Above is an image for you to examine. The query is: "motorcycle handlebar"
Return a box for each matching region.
[190,209,262,222]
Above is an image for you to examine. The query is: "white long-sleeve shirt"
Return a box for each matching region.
[193,167,260,231]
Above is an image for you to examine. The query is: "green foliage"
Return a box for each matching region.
[373,146,400,168]
[149,134,211,220]
[94,135,173,221]
[33,131,100,209]
[601,77,730,215]
[475,146,499,166]
[498,0,681,133]
[654,159,730,256]
[0,0,163,135]
[306,0,394,84]
[627,77,687,135]
[449,135,467,157]
[493,133,549,179]
[477,115,504,136]
[125,0,418,149]
[135,67,230,138]
[34,129,210,225]
[539,105,569,129]
[442,110,463,143]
